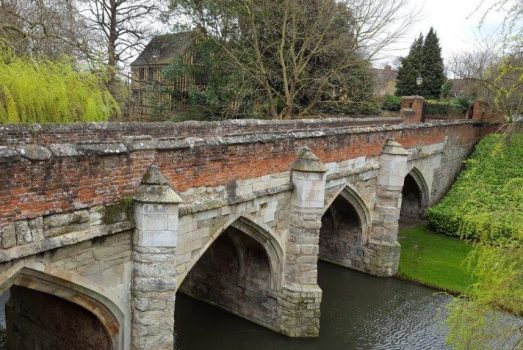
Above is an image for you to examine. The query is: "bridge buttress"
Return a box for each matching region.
[131,166,182,350]
[280,147,326,337]
[366,138,409,276]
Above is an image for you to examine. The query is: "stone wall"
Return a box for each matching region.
[430,129,480,204]
[0,230,132,294]
[0,230,132,350]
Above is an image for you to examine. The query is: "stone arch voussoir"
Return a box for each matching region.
[405,166,430,208]
[323,184,372,244]
[180,214,284,290]
[0,264,124,350]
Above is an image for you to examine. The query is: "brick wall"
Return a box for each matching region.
[0,120,486,226]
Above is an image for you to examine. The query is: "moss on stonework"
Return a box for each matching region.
[103,197,134,225]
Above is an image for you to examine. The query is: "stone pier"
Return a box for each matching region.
[132,166,182,350]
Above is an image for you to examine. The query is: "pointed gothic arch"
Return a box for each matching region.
[320,184,372,270]
[406,166,430,207]
[323,184,372,241]
[179,214,284,291]
[401,167,430,221]
[0,266,124,350]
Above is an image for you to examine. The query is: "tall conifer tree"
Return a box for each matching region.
[395,34,424,96]
[421,28,446,98]
[395,28,447,98]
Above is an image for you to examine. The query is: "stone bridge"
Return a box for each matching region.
[0,114,492,349]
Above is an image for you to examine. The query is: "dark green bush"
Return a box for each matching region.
[448,96,471,113]
[426,101,449,115]
[381,94,402,111]
[426,97,471,116]
[428,134,523,241]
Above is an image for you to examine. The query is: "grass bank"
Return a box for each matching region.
[398,225,475,295]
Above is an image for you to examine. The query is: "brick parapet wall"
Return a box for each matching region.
[0,120,486,226]
[0,117,402,146]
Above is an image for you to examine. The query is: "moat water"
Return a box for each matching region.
[174,262,452,350]
[0,261,519,349]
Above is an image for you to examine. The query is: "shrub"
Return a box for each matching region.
[381,94,402,111]
[428,134,523,241]
[448,96,471,113]
[425,97,471,116]
[0,49,119,124]
[425,100,449,115]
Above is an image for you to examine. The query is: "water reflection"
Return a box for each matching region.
[174,262,451,350]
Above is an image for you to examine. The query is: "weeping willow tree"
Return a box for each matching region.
[433,133,523,350]
[0,44,120,124]
[447,240,523,350]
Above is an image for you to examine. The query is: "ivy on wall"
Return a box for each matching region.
[428,134,523,241]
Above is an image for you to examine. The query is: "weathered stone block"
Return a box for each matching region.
[0,224,16,249]
[15,221,32,245]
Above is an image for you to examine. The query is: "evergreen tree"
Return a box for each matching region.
[395,34,424,96]
[395,28,447,98]
[421,28,446,98]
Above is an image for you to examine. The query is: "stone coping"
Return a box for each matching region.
[0,116,397,133]
[0,119,476,163]
[0,116,402,146]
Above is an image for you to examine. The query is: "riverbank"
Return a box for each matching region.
[398,225,475,295]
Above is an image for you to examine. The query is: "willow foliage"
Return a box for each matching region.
[447,240,523,350]
[433,133,523,349]
[0,49,119,124]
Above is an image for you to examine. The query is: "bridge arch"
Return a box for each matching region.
[320,184,371,269]
[401,167,430,221]
[0,266,124,350]
[179,214,284,290]
[176,214,286,333]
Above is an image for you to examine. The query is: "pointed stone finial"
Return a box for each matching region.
[134,165,183,204]
[141,165,170,185]
[382,138,409,156]
[291,147,328,173]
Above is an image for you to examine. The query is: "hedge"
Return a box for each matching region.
[426,97,470,116]
[428,133,523,241]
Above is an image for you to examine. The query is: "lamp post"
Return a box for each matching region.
[416,75,423,96]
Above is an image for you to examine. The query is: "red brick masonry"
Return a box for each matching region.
[0,119,491,225]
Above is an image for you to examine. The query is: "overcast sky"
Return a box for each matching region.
[378,0,507,68]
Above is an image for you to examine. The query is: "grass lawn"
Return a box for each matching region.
[398,225,476,295]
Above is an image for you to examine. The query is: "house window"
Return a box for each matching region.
[139,68,145,81]
[194,69,209,87]
[132,90,143,105]
[148,67,155,82]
